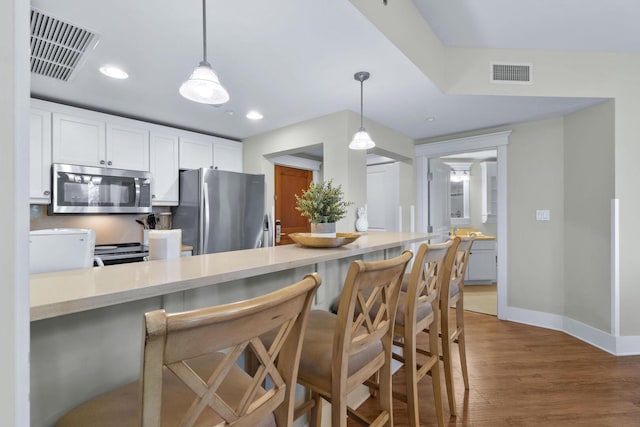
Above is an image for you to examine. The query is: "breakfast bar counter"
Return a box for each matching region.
[30,231,431,427]
[31,231,430,321]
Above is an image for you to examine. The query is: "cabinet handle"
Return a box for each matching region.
[107,160,113,166]
[43,190,50,196]
[100,160,106,165]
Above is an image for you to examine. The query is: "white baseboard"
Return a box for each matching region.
[505,306,640,356]
[504,305,564,331]
[614,335,640,355]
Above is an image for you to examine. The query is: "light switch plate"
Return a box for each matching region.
[536,210,551,221]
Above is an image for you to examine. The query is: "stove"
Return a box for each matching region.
[94,243,148,265]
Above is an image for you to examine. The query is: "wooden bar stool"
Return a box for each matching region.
[440,236,475,416]
[295,251,412,427]
[391,238,458,427]
[56,273,321,427]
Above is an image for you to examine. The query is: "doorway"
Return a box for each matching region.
[366,161,400,231]
[274,165,313,245]
[415,131,510,319]
[432,152,498,316]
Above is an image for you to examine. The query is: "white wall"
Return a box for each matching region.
[243,110,415,232]
[354,2,640,338]
[564,100,615,332]
[418,105,619,338]
[0,0,30,424]
[507,118,566,314]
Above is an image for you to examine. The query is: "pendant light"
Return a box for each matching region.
[349,71,376,150]
[179,0,230,105]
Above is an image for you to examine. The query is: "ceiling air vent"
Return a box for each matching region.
[30,8,100,82]
[490,63,532,85]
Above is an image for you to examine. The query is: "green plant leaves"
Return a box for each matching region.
[294,179,353,224]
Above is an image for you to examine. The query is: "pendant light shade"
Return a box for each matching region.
[350,128,375,150]
[349,71,375,150]
[180,0,229,105]
[180,61,229,104]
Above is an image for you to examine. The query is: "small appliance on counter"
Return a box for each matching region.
[148,229,181,260]
[30,228,98,274]
[93,243,149,265]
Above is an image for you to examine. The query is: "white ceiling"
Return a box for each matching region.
[30,0,621,143]
[414,0,640,52]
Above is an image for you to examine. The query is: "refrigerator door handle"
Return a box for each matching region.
[202,181,210,254]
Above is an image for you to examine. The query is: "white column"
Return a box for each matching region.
[410,205,415,232]
[0,0,31,424]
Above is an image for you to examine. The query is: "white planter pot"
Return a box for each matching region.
[310,222,336,237]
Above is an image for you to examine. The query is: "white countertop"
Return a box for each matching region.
[30,231,431,321]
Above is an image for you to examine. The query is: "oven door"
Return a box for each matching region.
[51,163,152,214]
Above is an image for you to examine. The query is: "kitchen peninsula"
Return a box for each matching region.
[30,231,431,427]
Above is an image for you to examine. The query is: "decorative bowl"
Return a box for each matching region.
[288,232,361,248]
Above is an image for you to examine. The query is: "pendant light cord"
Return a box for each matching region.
[201,0,208,64]
[360,79,364,128]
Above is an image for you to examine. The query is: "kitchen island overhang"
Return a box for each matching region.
[31,231,433,321]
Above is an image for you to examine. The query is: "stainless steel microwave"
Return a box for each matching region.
[50,163,152,214]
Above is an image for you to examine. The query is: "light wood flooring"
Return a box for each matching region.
[351,311,640,426]
[463,284,497,316]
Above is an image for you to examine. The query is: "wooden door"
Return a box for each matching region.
[275,165,313,245]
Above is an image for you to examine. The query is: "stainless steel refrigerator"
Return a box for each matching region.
[172,169,266,255]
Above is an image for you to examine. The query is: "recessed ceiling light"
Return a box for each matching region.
[99,65,128,79]
[425,116,435,122]
[225,110,235,116]
[246,110,264,120]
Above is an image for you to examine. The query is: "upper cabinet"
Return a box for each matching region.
[30,99,243,206]
[179,137,213,170]
[29,109,52,204]
[52,113,149,171]
[179,136,242,172]
[106,123,150,171]
[481,161,497,223]
[150,132,179,206]
[212,138,243,172]
[52,113,106,167]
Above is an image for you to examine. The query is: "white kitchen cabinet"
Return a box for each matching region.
[213,138,243,172]
[179,136,242,172]
[149,132,179,205]
[481,161,497,223]
[466,239,497,284]
[105,123,150,171]
[179,137,212,170]
[30,108,52,204]
[52,113,106,167]
[52,113,149,171]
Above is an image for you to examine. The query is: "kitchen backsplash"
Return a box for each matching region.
[30,205,170,245]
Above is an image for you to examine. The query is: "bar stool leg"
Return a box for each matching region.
[441,317,457,416]
[405,331,420,427]
[456,299,470,390]
[309,391,323,427]
[430,317,445,427]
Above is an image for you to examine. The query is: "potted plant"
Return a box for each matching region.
[295,179,353,236]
